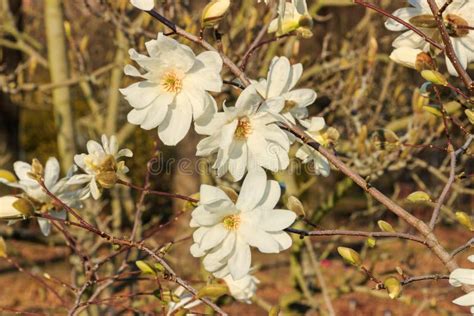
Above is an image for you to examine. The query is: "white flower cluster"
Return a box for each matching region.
[0,135,133,235]
[119,11,334,300]
[385,0,474,75]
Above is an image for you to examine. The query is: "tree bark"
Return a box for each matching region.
[44,0,75,172]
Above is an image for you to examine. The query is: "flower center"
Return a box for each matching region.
[84,154,116,173]
[234,117,252,140]
[445,14,469,37]
[222,214,241,231]
[282,100,298,113]
[161,70,183,93]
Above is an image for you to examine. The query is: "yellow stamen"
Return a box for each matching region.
[222,214,241,231]
[161,70,183,93]
[234,117,252,140]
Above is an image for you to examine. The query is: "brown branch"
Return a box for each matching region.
[285,228,427,245]
[117,179,198,203]
[353,0,443,50]
[451,237,474,258]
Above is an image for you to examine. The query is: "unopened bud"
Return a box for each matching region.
[383,277,402,299]
[201,0,231,28]
[465,109,474,125]
[337,246,362,267]
[406,191,432,203]
[455,211,474,231]
[421,70,449,86]
[29,158,44,180]
[0,170,16,183]
[287,196,305,217]
[197,283,229,299]
[135,260,156,276]
[377,220,395,233]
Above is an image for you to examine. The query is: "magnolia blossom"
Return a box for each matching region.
[68,135,133,200]
[190,167,296,280]
[254,56,316,124]
[196,85,290,181]
[385,0,474,75]
[223,273,259,303]
[121,33,223,146]
[449,255,474,314]
[130,0,154,11]
[296,117,339,177]
[268,0,312,37]
[0,158,79,235]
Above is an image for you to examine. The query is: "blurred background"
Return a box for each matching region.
[0,0,473,314]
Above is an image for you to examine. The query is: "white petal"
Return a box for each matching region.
[453,291,474,307]
[228,141,248,181]
[44,157,60,189]
[130,0,154,11]
[37,218,51,236]
[158,97,193,146]
[450,268,474,287]
[258,209,296,231]
[139,95,172,130]
[257,180,281,210]
[200,224,229,251]
[266,56,291,98]
[236,167,267,211]
[239,221,281,253]
[120,81,160,110]
[228,238,251,280]
[269,231,293,250]
[90,179,101,200]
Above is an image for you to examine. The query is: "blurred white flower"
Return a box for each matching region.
[223,273,259,303]
[268,0,312,37]
[130,0,154,11]
[68,135,133,200]
[0,196,33,220]
[166,286,201,316]
[190,167,296,280]
[449,254,474,314]
[0,158,81,235]
[197,85,291,181]
[122,33,223,145]
[253,56,316,125]
[385,0,474,76]
[296,117,339,177]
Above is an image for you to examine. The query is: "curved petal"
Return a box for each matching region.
[200,224,229,251]
[158,97,193,146]
[44,157,60,189]
[256,180,281,210]
[228,238,251,280]
[258,209,296,231]
[236,166,267,211]
[266,57,291,98]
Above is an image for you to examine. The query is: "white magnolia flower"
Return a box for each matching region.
[68,135,133,200]
[190,167,296,280]
[196,85,291,181]
[130,0,154,11]
[121,33,223,146]
[449,254,474,314]
[0,158,80,235]
[223,273,259,304]
[254,56,316,125]
[268,0,312,37]
[166,286,201,316]
[385,0,474,75]
[296,117,339,177]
